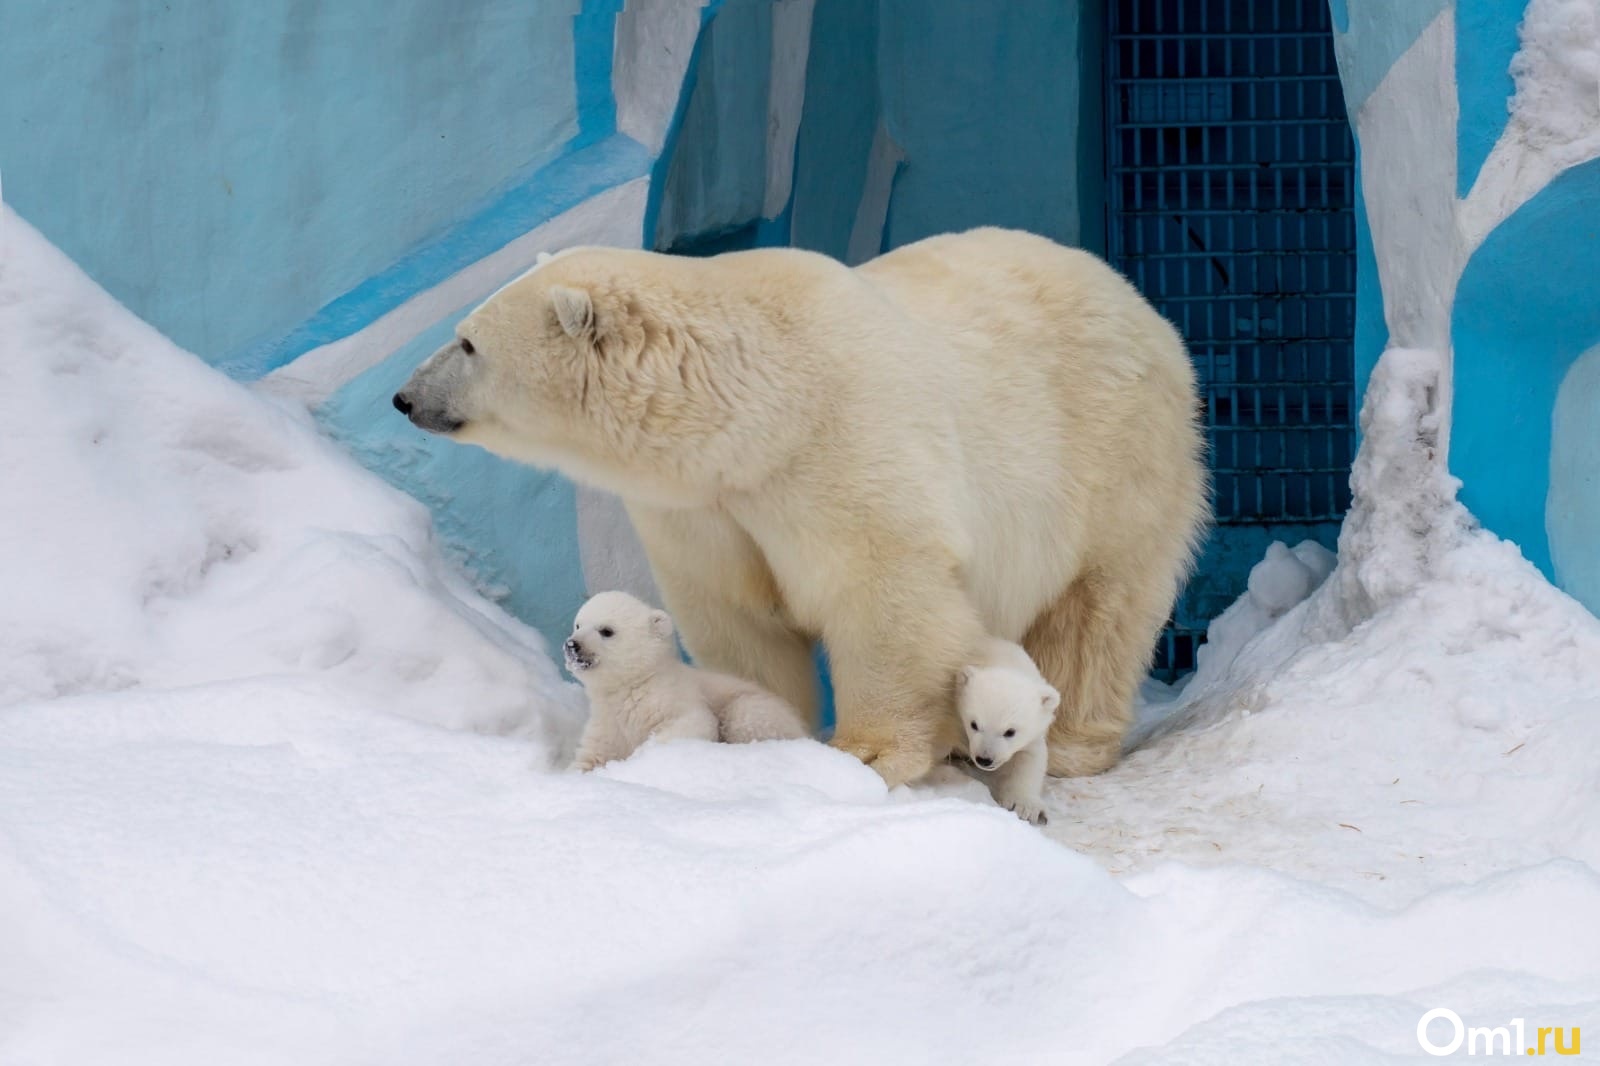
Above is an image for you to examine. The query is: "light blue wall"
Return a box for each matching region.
[876,0,1093,252]
[1452,158,1600,591]
[1334,0,1600,617]
[786,0,1104,261]
[651,0,772,249]
[1549,342,1600,611]
[0,0,586,365]
[1454,3,1521,196]
[789,0,882,260]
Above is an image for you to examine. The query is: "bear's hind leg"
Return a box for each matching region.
[1024,567,1169,777]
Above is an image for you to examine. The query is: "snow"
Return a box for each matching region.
[1509,0,1600,159]
[3,206,1600,1063]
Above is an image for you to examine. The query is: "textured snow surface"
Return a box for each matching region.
[3,209,1599,1064]
[1510,0,1600,156]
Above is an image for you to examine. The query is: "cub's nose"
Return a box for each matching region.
[392,392,414,415]
[564,638,583,656]
[973,755,994,769]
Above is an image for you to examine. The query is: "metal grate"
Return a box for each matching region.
[1107,0,1357,681]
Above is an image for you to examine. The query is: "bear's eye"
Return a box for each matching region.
[1003,729,1016,738]
[969,720,978,731]
[459,338,476,355]
[599,627,615,638]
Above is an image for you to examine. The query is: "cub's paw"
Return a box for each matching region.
[1005,798,1049,826]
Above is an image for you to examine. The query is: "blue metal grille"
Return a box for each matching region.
[1106,0,1357,679]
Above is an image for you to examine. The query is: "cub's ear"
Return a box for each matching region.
[955,665,977,693]
[1040,684,1061,715]
[549,285,595,339]
[647,609,675,640]
[535,250,554,266]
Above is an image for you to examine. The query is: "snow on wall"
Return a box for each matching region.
[1332,0,1600,616]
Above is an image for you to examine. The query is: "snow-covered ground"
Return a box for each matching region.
[2,205,1598,1065]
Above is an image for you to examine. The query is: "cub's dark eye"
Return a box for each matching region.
[969,721,978,731]
[599,627,615,638]
[459,338,475,355]
[1003,729,1016,738]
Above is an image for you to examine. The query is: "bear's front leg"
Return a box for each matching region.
[572,716,626,772]
[823,569,985,788]
[627,503,821,727]
[989,738,1049,826]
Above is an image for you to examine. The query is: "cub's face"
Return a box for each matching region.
[564,590,676,685]
[956,666,1060,770]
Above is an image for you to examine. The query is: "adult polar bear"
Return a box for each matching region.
[394,227,1208,786]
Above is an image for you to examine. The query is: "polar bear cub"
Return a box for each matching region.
[564,590,809,770]
[956,638,1062,825]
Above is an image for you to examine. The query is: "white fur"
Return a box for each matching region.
[954,639,1061,826]
[564,591,809,771]
[396,227,1209,787]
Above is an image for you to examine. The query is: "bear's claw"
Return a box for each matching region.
[1006,801,1048,826]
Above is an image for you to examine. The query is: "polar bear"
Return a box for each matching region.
[954,639,1061,826]
[564,590,809,770]
[394,226,1208,787]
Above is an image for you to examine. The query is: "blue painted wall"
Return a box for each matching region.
[1452,158,1600,588]
[787,0,1104,261]
[0,0,585,365]
[651,0,772,250]
[1334,0,1600,616]
[789,0,882,259]
[876,0,1093,252]
[11,0,1593,654]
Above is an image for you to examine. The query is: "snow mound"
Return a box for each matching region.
[1510,0,1600,159]
[0,207,584,755]
[3,208,1599,1063]
[1051,348,1600,910]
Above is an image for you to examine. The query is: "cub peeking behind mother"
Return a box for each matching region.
[393,226,1209,788]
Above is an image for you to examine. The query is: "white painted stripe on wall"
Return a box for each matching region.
[764,0,817,219]
[257,179,649,408]
[846,120,907,266]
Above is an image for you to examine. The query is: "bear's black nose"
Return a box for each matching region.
[392,392,413,415]
[973,755,994,769]
[564,638,582,655]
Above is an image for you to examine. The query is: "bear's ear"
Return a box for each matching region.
[549,285,595,339]
[1039,684,1061,715]
[535,250,554,267]
[647,609,674,640]
[955,665,976,693]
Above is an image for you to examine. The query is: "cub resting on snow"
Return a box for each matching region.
[564,590,809,770]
